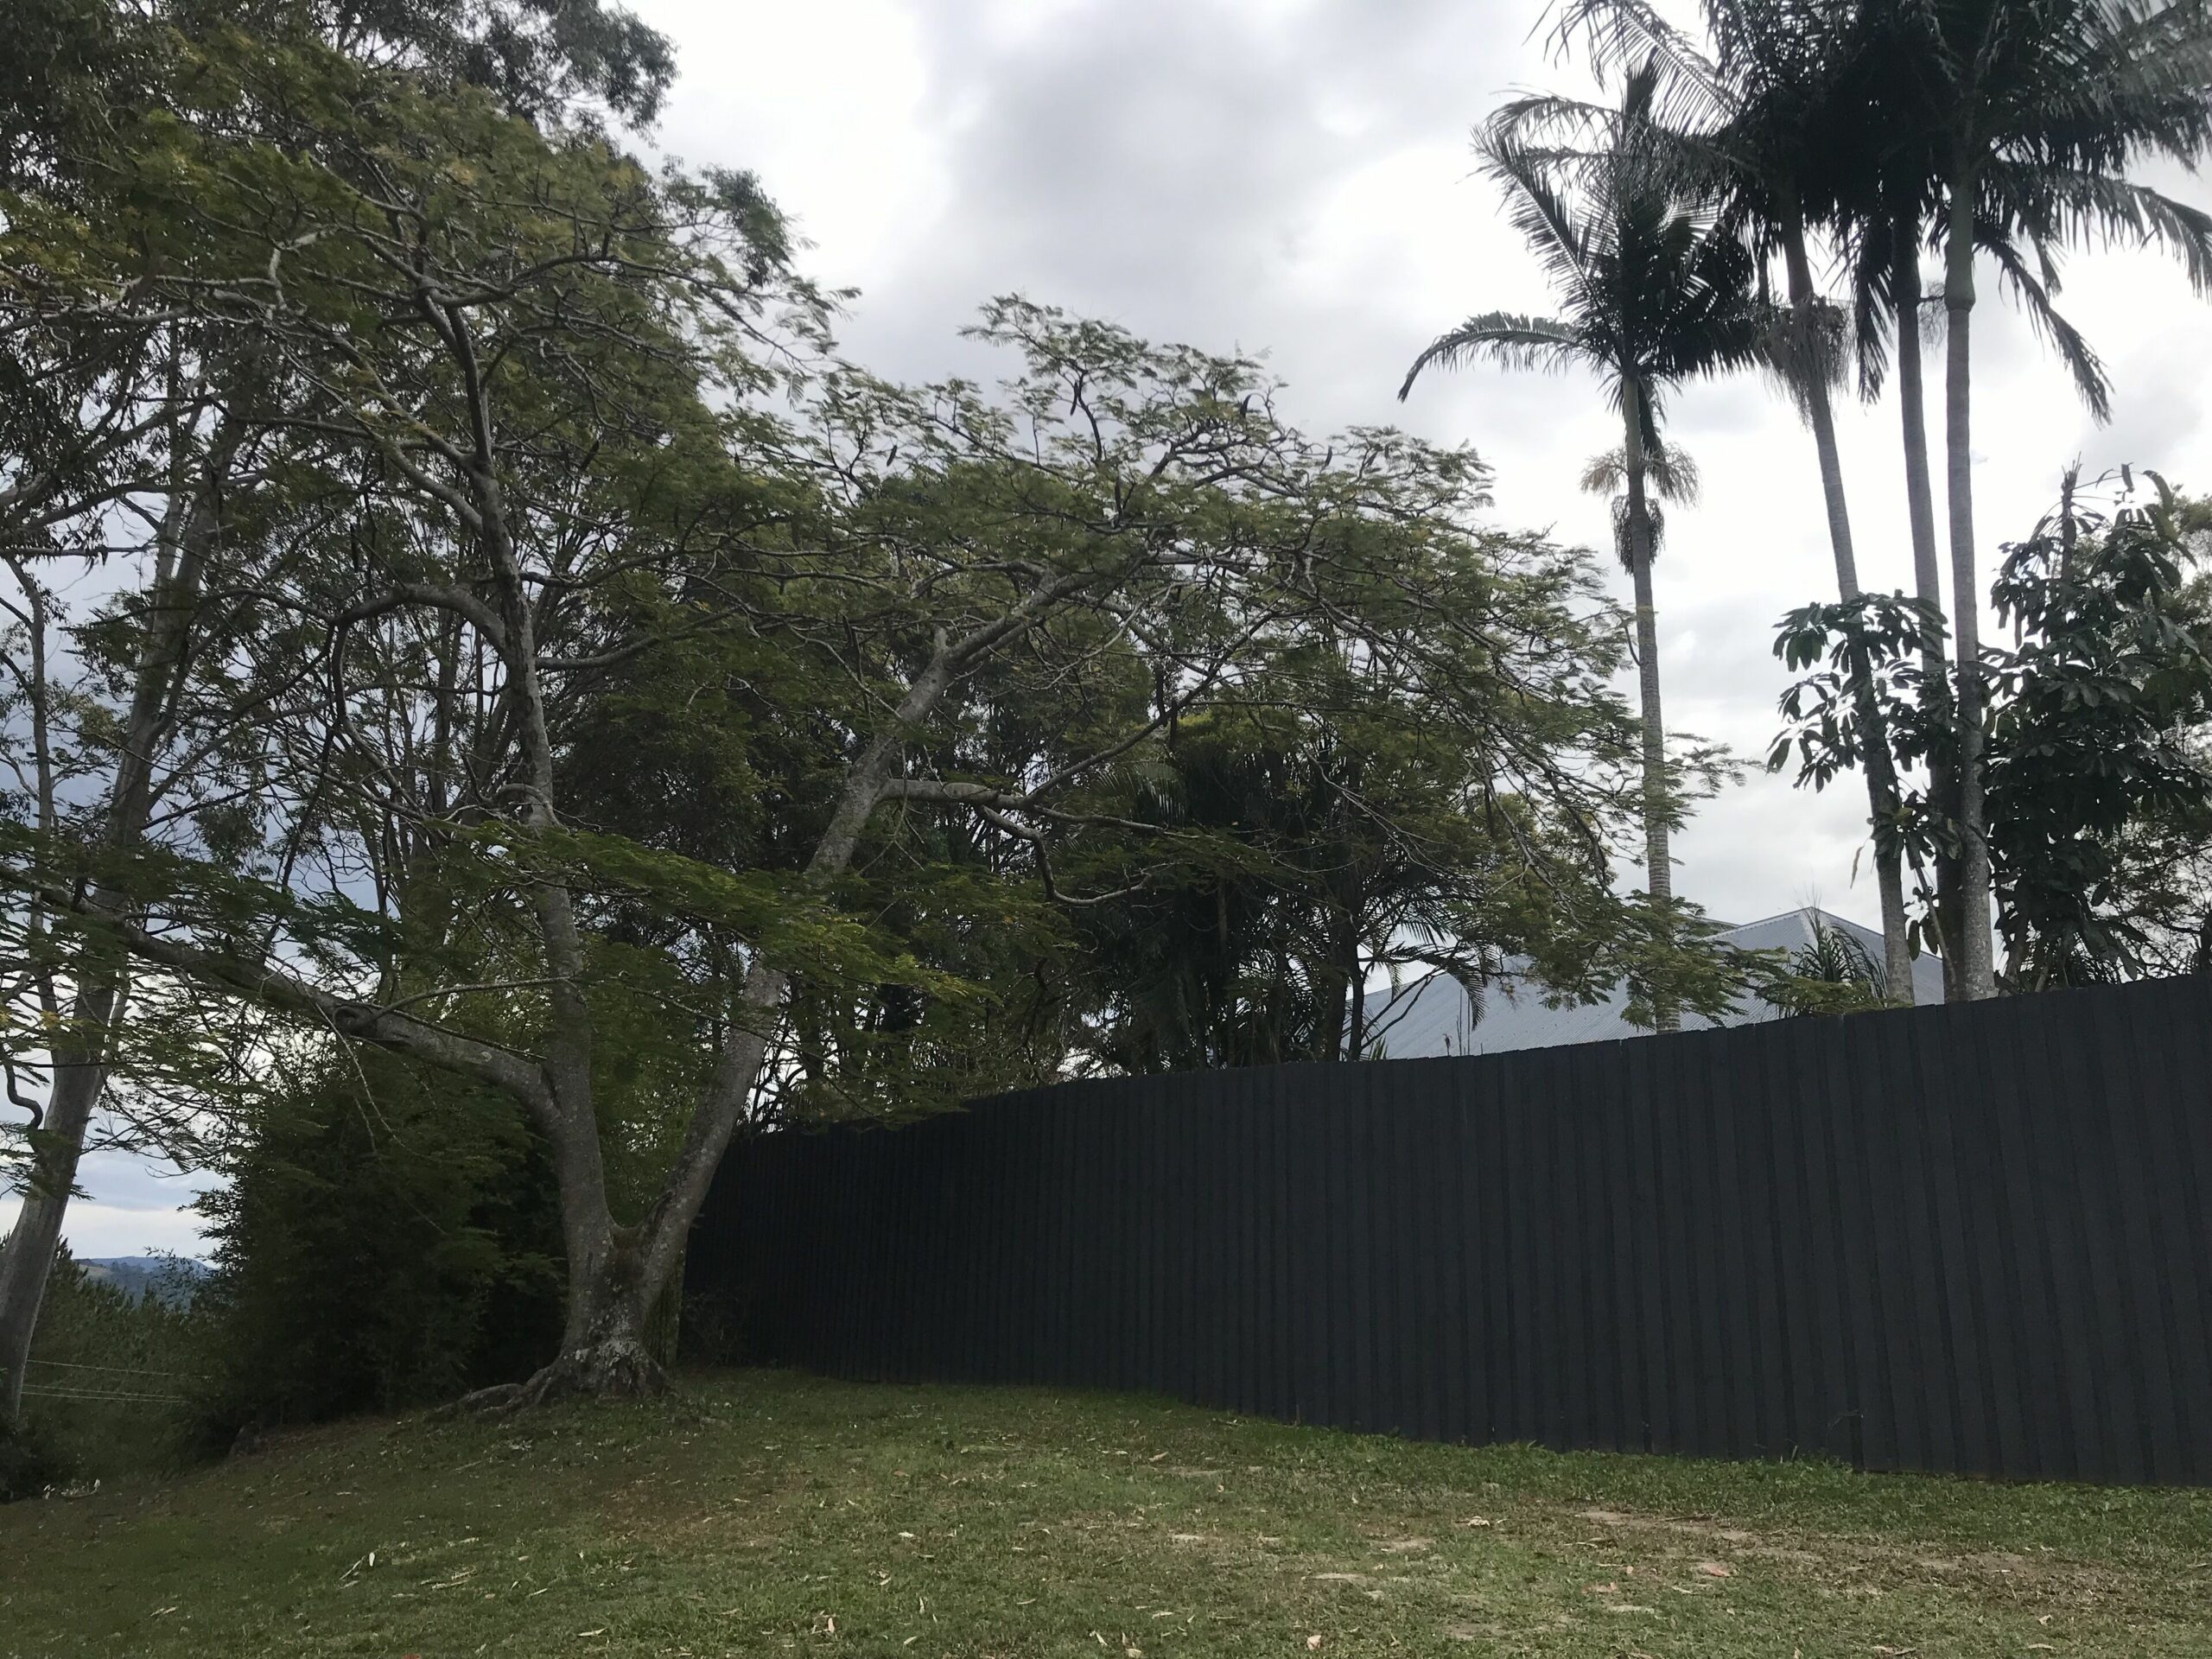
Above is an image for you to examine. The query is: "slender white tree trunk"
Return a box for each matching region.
[1781,219,1914,1001]
[1892,226,1965,1001]
[0,1026,112,1420]
[1942,162,1997,1000]
[0,426,233,1420]
[631,648,960,1319]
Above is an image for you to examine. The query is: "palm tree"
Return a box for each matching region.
[1531,0,1923,1001]
[1399,62,1761,1029]
[1869,0,2212,999]
[1548,0,2212,1001]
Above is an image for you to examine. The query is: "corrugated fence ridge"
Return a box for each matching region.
[684,976,2212,1484]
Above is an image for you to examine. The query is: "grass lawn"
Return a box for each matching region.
[3,1369,2209,1657]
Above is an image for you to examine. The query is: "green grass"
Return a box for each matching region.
[3,1369,2209,1657]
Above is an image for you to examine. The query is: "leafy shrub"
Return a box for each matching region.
[194,1050,565,1436]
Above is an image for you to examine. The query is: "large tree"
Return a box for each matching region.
[0,0,684,1423]
[1544,0,2212,999]
[1807,0,2212,993]
[1055,485,1744,1071]
[1399,60,1760,1030]
[3,7,1695,1399]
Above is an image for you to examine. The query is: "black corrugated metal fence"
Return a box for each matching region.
[684,976,2212,1484]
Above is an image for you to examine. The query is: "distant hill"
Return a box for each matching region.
[76,1256,209,1310]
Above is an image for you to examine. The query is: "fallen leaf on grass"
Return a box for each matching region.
[1306,1637,1324,1651]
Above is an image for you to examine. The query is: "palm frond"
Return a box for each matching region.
[1580,439,1701,504]
[1479,132,1614,311]
[1983,229,2113,422]
[1490,85,1739,199]
[1408,42,1758,436]
[1544,0,1732,133]
[1398,315,1581,401]
[1991,159,2212,295]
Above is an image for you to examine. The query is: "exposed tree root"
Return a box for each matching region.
[518,1336,668,1405]
[436,1337,668,1419]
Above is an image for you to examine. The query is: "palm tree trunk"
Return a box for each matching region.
[1781,220,1914,1001]
[1622,384,1677,1033]
[1892,222,1965,1001]
[1942,157,1997,1000]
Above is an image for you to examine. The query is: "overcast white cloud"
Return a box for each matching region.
[0,1153,215,1262]
[23,0,2212,1255]
[643,0,2212,931]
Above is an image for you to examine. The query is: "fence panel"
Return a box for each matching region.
[687,977,2212,1484]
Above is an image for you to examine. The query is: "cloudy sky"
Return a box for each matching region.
[21,0,2212,1257]
[645,0,2211,928]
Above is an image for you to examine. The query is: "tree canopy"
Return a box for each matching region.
[0,3,1774,1398]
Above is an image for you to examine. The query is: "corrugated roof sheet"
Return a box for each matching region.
[1360,907,1947,1058]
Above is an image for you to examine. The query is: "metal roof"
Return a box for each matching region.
[1360,907,1947,1058]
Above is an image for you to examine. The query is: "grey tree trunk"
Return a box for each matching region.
[1942,162,1998,1000]
[0,1023,111,1420]
[625,648,960,1341]
[462,395,661,1398]
[0,431,232,1421]
[454,563,969,1408]
[1622,385,1678,1033]
[1781,221,1914,1001]
[527,1136,663,1402]
[1892,226,1965,1001]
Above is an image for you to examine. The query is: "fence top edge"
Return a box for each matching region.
[747,976,2203,1137]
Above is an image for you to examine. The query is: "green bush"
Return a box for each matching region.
[194,1051,565,1436]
